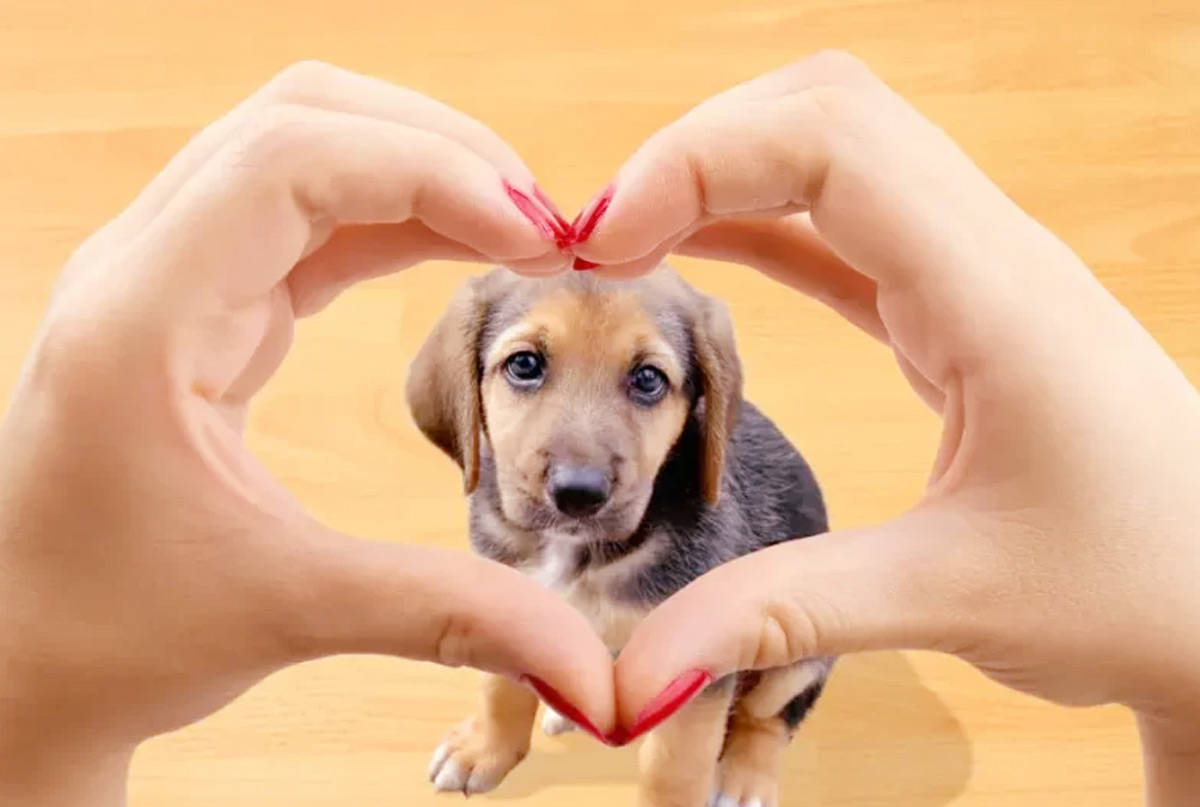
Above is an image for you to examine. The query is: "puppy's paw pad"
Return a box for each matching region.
[541,707,577,736]
[428,718,528,796]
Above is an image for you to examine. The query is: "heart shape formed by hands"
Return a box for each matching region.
[10,52,1192,805]
[525,669,714,747]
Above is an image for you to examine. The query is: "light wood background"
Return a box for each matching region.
[2,1,1198,805]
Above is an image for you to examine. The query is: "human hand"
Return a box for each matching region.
[0,61,615,803]
[564,53,1200,749]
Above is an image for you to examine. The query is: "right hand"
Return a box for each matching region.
[565,52,1200,738]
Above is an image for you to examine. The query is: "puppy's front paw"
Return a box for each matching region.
[428,717,529,796]
[710,749,781,807]
[541,706,578,737]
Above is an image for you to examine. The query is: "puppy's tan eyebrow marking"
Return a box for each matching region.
[484,322,545,370]
[632,340,684,385]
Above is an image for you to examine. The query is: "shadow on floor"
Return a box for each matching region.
[493,652,972,806]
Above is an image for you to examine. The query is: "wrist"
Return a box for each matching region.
[0,657,132,806]
[0,719,131,807]
[1137,710,1200,807]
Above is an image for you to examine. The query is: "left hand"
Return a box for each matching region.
[0,61,618,802]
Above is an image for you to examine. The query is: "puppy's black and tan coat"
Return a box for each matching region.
[407,266,831,807]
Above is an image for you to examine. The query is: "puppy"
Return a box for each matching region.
[407,265,832,807]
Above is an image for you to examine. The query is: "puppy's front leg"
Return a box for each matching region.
[428,674,538,795]
[637,681,734,807]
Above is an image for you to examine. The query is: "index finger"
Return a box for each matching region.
[573,52,1069,305]
[83,61,557,257]
[103,105,557,314]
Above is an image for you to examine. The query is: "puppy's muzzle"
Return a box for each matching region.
[547,465,611,518]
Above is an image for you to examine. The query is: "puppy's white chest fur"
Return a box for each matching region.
[523,531,653,652]
[527,533,578,591]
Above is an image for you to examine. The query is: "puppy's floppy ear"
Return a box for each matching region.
[692,296,743,505]
[405,277,491,494]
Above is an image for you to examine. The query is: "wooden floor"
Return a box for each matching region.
[2,1,1199,804]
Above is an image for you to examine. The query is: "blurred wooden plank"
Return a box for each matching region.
[3,1,1197,804]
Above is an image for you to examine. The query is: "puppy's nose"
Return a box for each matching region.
[547,465,611,518]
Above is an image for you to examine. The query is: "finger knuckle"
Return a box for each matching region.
[433,612,475,669]
[266,59,340,102]
[236,103,319,169]
[24,299,125,402]
[29,318,92,384]
[806,84,865,129]
[801,49,876,84]
[753,598,820,669]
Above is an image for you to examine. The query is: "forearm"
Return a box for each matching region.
[1139,712,1200,807]
[0,731,130,807]
[0,641,131,806]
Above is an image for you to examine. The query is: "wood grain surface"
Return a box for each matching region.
[2,1,1198,805]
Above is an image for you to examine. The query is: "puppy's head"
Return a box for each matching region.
[406,266,741,540]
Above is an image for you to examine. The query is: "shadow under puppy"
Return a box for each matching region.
[407,265,832,807]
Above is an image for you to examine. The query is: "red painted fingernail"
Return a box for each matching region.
[533,184,573,246]
[504,181,556,241]
[623,669,714,743]
[521,676,616,746]
[572,257,600,271]
[607,728,631,746]
[569,183,615,245]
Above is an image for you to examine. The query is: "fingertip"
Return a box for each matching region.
[570,247,675,281]
[520,672,616,744]
[567,182,615,246]
[470,574,617,735]
[417,162,564,264]
[614,604,731,729]
[506,251,572,277]
[504,180,574,249]
[624,669,716,743]
[532,184,573,240]
[521,633,619,739]
[569,146,702,265]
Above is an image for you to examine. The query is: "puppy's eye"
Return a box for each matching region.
[504,351,545,386]
[629,365,668,404]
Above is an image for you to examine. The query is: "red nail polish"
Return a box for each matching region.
[572,257,600,271]
[504,181,556,241]
[521,676,616,746]
[623,669,713,743]
[569,183,615,245]
[533,184,573,246]
[550,221,573,249]
[602,726,631,747]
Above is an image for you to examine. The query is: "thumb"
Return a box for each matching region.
[612,507,975,737]
[271,524,617,738]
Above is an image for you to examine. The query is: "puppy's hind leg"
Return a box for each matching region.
[429,674,539,796]
[713,659,832,807]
